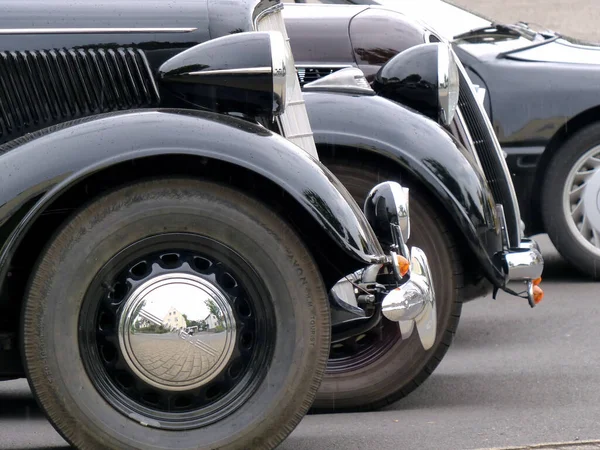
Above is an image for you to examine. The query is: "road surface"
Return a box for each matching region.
[1,235,599,450]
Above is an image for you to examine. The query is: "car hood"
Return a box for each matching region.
[499,38,600,65]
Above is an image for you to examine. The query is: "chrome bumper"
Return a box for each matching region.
[504,239,544,282]
[329,180,437,351]
[381,246,437,351]
[499,238,545,307]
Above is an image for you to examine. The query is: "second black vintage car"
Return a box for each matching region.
[282,1,544,412]
[345,0,600,279]
[0,1,442,448]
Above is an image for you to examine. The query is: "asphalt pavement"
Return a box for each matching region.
[1,234,599,449]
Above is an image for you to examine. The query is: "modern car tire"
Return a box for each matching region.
[312,160,463,412]
[542,123,600,280]
[21,177,331,450]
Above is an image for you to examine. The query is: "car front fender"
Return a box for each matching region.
[303,91,506,285]
[0,108,386,294]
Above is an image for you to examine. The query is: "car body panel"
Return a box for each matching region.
[0,1,389,316]
[285,3,529,286]
[0,109,387,296]
[348,0,600,235]
[284,4,429,80]
[303,91,507,285]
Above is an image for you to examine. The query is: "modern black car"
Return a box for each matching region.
[333,0,600,279]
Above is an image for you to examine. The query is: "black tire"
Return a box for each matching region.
[21,177,330,450]
[312,160,463,412]
[542,123,600,279]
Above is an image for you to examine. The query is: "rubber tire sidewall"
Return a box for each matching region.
[542,123,600,280]
[22,178,331,450]
[313,161,463,412]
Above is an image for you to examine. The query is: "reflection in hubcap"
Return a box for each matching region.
[564,145,600,256]
[118,273,237,391]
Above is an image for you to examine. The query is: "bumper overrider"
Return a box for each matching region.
[330,181,437,351]
[494,206,545,307]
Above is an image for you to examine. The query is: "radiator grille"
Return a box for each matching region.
[0,47,160,145]
[457,71,520,246]
[297,67,347,87]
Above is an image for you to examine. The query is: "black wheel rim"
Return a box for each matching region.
[327,318,401,374]
[79,233,276,430]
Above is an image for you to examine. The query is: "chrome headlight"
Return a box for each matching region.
[363,181,410,248]
[158,31,289,118]
[372,42,460,126]
[437,44,460,126]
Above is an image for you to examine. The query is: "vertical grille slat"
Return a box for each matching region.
[20,51,49,124]
[457,71,520,245]
[0,46,160,145]
[10,52,37,127]
[0,54,22,132]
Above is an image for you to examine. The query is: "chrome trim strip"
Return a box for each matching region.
[187,67,272,76]
[455,108,485,170]
[0,27,197,35]
[253,3,285,29]
[455,57,523,244]
[269,30,287,115]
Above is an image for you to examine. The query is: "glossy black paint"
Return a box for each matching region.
[0,109,386,298]
[285,3,519,286]
[284,4,427,80]
[0,0,279,62]
[159,32,281,117]
[340,0,600,235]
[347,7,429,80]
[303,91,507,286]
[363,183,405,248]
[0,47,161,145]
[372,43,441,125]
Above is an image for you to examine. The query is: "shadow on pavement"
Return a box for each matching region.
[0,391,46,420]
[529,234,594,283]
[385,370,595,412]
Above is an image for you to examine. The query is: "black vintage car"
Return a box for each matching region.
[0,0,446,448]
[283,1,544,412]
[338,0,600,279]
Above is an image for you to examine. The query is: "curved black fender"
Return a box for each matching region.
[303,91,506,286]
[0,108,386,294]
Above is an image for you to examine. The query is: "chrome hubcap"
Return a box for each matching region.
[564,145,600,256]
[118,273,237,392]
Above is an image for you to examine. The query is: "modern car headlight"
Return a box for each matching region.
[158,31,289,118]
[371,42,460,126]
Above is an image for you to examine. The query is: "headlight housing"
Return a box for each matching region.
[372,42,460,126]
[158,31,289,118]
[437,44,460,126]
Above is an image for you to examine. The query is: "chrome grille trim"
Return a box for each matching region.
[255,7,319,159]
[455,61,522,246]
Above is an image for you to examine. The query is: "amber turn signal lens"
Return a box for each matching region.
[533,285,544,304]
[533,277,542,286]
[396,255,410,277]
